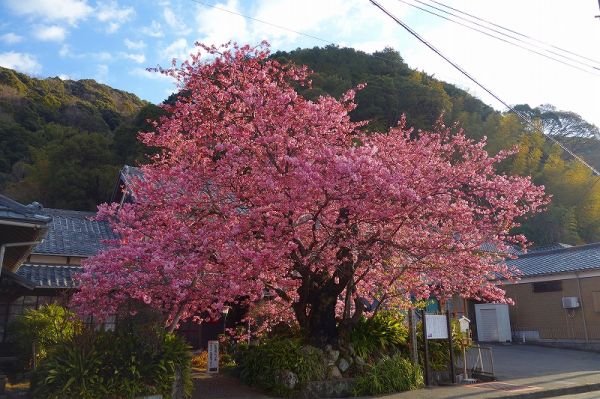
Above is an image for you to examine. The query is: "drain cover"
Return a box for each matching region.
[466,382,541,392]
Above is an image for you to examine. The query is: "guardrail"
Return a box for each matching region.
[454,345,494,379]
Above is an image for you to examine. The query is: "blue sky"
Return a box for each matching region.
[0,0,599,127]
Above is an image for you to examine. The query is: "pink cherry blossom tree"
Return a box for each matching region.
[74,43,548,345]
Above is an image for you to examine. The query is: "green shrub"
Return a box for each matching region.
[31,332,106,399]
[236,338,325,396]
[10,303,82,369]
[353,354,423,395]
[32,329,193,399]
[344,311,408,359]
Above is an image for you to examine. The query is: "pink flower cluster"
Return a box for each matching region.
[73,42,549,332]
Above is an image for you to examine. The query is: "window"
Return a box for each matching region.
[532,280,562,293]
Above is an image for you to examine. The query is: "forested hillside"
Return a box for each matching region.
[0,67,162,210]
[1,46,600,246]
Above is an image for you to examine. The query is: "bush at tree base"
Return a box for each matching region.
[342,311,409,360]
[31,329,192,399]
[235,338,325,397]
[352,353,423,395]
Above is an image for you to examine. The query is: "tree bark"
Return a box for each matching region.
[306,288,339,346]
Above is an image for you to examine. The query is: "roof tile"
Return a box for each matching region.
[32,209,117,256]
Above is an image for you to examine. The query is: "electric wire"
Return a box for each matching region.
[188,0,410,69]
[188,0,599,175]
[368,0,600,175]
[426,0,600,66]
[398,0,600,73]
[188,0,334,45]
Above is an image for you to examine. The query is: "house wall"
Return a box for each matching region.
[27,254,83,265]
[505,275,600,341]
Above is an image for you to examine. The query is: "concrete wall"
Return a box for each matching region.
[505,275,600,341]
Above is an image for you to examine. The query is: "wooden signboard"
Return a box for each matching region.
[207,340,219,373]
[425,314,448,339]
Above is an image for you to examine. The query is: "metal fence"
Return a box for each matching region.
[454,345,494,379]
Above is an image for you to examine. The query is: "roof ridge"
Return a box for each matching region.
[518,242,600,259]
[42,208,97,216]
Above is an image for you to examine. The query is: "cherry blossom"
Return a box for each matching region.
[74,43,548,344]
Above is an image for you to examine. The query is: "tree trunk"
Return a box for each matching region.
[306,288,339,347]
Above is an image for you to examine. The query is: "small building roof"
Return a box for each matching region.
[0,195,52,273]
[0,195,51,225]
[32,209,117,257]
[16,264,82,289]
[110,164,142,204]
[507,242,600,278]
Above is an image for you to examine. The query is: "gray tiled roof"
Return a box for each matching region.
[32,209,117,256]
[528,242,573,254]
[16,264,82,289]
[507,242,600,277]
[0,195,51,225]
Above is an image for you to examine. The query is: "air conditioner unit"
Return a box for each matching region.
[562,297,580,309]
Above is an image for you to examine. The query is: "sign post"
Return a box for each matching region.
[458,316,472,381]
[207,340,219,373]
[421,309,431,386]
[446,307,456,384]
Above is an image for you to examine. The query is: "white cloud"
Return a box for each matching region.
[124,38,146,50]
[92,52,113,61]
[161,38,191,62]
[33,25,67,42]
[121,53,146,63]
[130,67,175,82]
[0,52,41,74]
[59,44,72,57]
[95,64,109,83]
[58,73,71,80]
[194,0,250,46]
[0,32,23,44]
[141,20,164,38]
[395,0,600,128]
[163,7,191,35]
[5,0,92,25]
[96,0,135,33]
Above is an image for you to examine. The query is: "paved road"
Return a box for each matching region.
[193,344,600,398]
[555,393,600,398]
[387,343,600,399]
[491,343,600,380]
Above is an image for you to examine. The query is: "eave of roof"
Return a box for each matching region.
[506,242,600,278]
[0,195,52,226]
[16,264,82,289]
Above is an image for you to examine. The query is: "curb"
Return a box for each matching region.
[489,382,600,399]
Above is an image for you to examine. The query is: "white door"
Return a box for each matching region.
[478,308,499,341]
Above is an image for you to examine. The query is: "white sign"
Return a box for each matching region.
[425,314,448,339]
[207,340,219,373]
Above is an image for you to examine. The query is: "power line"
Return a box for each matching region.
[426,0,600,66]
[189,0,599,175]
[189,0,333,45]
[368,0,600,175]
[398,0,600,73]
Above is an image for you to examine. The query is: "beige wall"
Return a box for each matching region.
[27,254,84,265]
[505,275,600,341]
